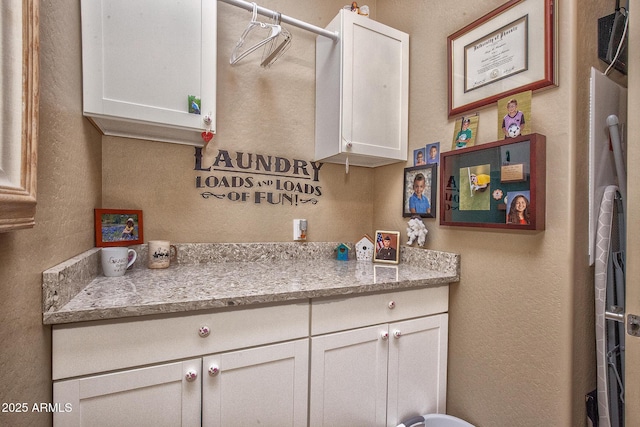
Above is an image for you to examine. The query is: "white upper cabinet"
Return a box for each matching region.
[80,0,216,146]
[315,11,409,167]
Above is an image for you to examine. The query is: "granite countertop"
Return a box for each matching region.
[42,242,460,325]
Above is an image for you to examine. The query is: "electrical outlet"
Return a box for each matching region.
[293,219,307,241]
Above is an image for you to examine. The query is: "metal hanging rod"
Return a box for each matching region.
[219,0,340,42]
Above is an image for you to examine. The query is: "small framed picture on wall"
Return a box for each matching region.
[426,142,440,164]
[403,164,437,219]
[413,147,427,166]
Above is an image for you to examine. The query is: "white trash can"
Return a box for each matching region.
[397,413,475,427]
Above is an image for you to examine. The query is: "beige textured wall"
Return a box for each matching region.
[374,1,568,424]
[0,1,102,425]
[1,0,629,426]
[373,0,617,426]
[102,0,374,243]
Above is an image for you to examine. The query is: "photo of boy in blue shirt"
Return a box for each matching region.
[409,173,431,215]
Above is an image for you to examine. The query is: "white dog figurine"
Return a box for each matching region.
[406,217,428,247]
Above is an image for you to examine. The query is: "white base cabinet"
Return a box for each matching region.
[387,315,448,425]
[54,340,309,427]
[54,359,202,427]
[310,307,448,426]
[52,287,448,426]
[203,340,309,426]
[52,302,309,426]
[310,325,389,426]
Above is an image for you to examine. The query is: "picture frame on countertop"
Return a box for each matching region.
[373,230,401,264]
[447,0,558,118]
[94,209,144,247]
[403,164,437,219]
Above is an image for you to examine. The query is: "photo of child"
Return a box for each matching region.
[121,218,136,239]
[426,142,440,164]
[451,114,479,150]
[506,191,531,224]
[459,164,491,211]
[501,99,525,138]
[97,211,142,244]
[497,91,532,139]
[414,147,426,165]
[409,173,430,215]
[403,165,436,218]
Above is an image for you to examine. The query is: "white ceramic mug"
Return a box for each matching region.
[101,247,137,277]
[147,240,178,269]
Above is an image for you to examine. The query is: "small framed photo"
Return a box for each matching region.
[452,114,479,150]
[94,209,144,247]
[403,164,437,219]
[505,190,531,225]
[413,147,427,166]
[374,230,400,264]
[497,90,531,139]
[426,142,440,164]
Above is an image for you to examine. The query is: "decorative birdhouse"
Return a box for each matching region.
[355,235,375,261]
[335,243,351,261]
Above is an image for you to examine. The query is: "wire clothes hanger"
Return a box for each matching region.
[261,11,292,68]
[230,2,282,65]
[219,0,338,42]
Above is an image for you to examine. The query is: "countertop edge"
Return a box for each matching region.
[42,277,458,325]
[43,243,460,326]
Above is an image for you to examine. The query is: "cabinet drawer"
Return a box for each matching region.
[53,302,309,380]
[311,286,448,335]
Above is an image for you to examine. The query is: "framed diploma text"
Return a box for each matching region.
[447,0,557,118]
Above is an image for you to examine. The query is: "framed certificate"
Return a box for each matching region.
[447,0,557,118]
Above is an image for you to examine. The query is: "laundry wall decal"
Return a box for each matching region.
[193,147,324,206]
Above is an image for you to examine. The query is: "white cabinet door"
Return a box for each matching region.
[310,315,448,427]
[81,0,216,145]
[387,314,449,427]
[202,339,309,427]
[316,10,409,167]
[310,325,389,427]
[53,359,201,427]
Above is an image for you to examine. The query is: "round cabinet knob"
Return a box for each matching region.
[388,301,396,309]
[208,365,220,376]
[185,370,198,382]
[198,326,211,338]
[380,331,389,340]
[393,330,402,339]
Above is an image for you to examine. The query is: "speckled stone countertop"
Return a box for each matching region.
[42,243,460,325]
